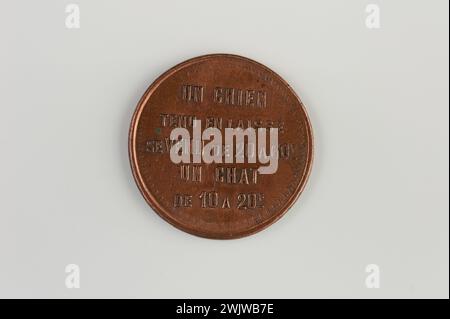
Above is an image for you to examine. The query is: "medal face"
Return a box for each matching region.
[129,54,313,239]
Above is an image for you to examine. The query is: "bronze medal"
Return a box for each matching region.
[129,54,313,239]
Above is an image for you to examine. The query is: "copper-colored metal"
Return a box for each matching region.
[129,54,313,239]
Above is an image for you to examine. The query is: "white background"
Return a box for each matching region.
[0,0,448,298]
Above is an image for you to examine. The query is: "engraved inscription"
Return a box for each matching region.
[199,191,219,209]
[159,113,284,133]
[174,194,192,207]
[215,166,258,184]
[182,85,203,103]
[237,193,264,210]
[180,165,202,182]
[198,191,264,210]
[214,87,266,108]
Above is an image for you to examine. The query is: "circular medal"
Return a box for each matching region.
[129,54,313,239]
